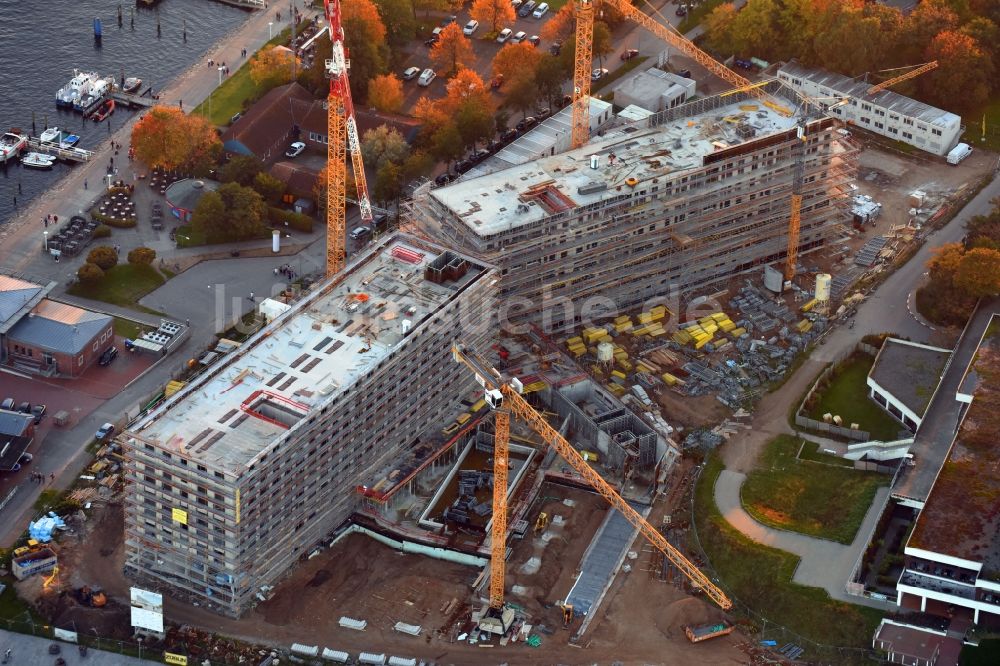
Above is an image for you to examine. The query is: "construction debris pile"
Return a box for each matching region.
[443,469,495,527]
[28,513,66,542]
[68,442,126,504]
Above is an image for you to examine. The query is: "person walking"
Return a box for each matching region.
[84,178,88,190]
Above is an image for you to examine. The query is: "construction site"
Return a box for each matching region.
[7,2,999,665]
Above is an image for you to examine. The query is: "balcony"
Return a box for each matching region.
[899,571,976,600]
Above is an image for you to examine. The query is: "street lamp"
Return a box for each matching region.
[43,230,48,252]
[217,65,225,85]
[268,22,273,40]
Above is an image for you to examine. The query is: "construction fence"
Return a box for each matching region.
[793,343,882,443]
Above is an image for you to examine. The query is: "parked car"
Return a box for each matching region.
[675,4,688,16]
[418,68,437,86]
[734,58,753,69]
[591,68,609,80]
[529,35,541,47]
[500,128,519,142]
[515,116,538,132]
[511,31,527,43]
[17,402,30,414]
[550,40,562,56]
[455,159,474,174]
[463,19,479,36]
[18,453,33,466]
[536,107,552,119]
[0,398,14,411]
[497,28,512,43]
[511,0,522,8]
[95,423,115,440]
[285,141,306,158]
[402,66,421,81]
[230,112,242,124]
[471,148,490,162]
[441,15,457,26]
[99,346,118,366]
[621,48,639,61]
[424,34,439,47]
[532,2,549,18]
[491,74,505,90]
[519,1,536,18]
[31,404,46,425]
[677,69,692,78]
[435,173,454,186]
[350,226,372,240]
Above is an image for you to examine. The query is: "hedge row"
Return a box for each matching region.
[268,206,313,233]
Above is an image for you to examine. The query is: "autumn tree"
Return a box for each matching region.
[374,0,417,47]
[506,76,538,120]
[703,3,739,53]
[402,150,434,181]
[87,246,118,271]
[131,106,221,173]
[921,30,995,111]
[192,184,268,243]
[431,23,475,76]
[252,171,286,204]
[413,0,450,18]
[492,42,542,86]
[368,74,405,114]
[373,161,404,206]
[343,12,390,103]
[534,55,566,109]
[917,243,979,325]
[77,263,104,283]
[470,0,516,34]
[220,155,264,186]
[361,125,411,170]
[955,248,1000,297]
[431,124,464,166]
[901,0,959,63]
[344,0,387,43]
[541,4,574,43]
[726,0,781,60]
[249,46,299,91]
[127,247,156,266]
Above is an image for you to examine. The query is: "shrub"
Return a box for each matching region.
[127,247,156,266]
[77,262,104,283]
[269,206,314,233]
[87,246,118,270]
[91,211,137,229]
[93,224,112,238]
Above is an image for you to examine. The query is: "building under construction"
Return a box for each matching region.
[409,81,858,332]
[121,233,497,617]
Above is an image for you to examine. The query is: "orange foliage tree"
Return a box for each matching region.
[131,105,221,173]
[343,0,387,43]
[368,74,405,113]
[470,0,516,33]
[492,42,543,85]
[249,46,299,90]
[922,29,995,111]
[540,4,574,42]
[955,247,1000,297]
[430,23,476,76]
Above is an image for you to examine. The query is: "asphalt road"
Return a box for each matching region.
[0,628,146,666]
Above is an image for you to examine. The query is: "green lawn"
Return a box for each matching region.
[797,440,855,468]
[806,353,903,441]
[694,455,884,655]
[112,316,144,339]
[742,435,888,543]
[592,56,649,94]
[678,0,727,34]
[68,264,166,309]
[175,223,207,248]
[194,26,293,126]
[962,639,1000,666]
[961,93,1000,153]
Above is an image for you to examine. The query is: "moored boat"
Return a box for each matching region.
[39,127,61,143]
[22,152,57,170]
[79,76,111,113]
[0,131,28,164]
[56,70,98,109]
[92,99,115,123]
[123,77,143,94]
[59,133,81,149]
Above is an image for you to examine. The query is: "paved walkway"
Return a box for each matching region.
[0,629,147,666]
[714,469,892,609]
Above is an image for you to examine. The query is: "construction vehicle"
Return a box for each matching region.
[323,0,373,276]
[12,539,44,557]
[533,512,549,534]
[684,622,734,643]
[42,564,59,589]
[451,342,733,626]
[77,586,107,608]
[560,601,574,626]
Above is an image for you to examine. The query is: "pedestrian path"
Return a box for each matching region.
[714,469,892,609]
[0,628,147,666]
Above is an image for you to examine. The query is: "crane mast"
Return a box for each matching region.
[451,343,733,614]
[323,0,373,276]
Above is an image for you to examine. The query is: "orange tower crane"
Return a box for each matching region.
[570,0,791,148]
[323,0,373,276]
[451,343,733,615]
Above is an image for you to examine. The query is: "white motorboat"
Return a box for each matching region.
[0,132,27,164]
[79,76,111,113]
[123,77,142,94]
[39,127,61,143]
[59,133,80,149]
[56,70,98,109]
[22,152,56,170]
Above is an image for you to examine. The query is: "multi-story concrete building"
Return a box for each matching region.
[409,81,857,333]
[122,234,497,617]
[777,61,963,157]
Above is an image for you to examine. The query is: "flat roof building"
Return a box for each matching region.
[868,338,951,432]
[123,233,497,616]
[777,61,962,157]
[613,67,696,114]
[896,306,1000,627]
[409,81,857,332]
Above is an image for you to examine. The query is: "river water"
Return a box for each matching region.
[0,0,251,226]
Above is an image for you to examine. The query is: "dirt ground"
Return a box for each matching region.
[656,389,732,430]
[504,484,612,623]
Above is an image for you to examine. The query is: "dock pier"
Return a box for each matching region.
[109,89,156,110]
[27,138,94,163]
[211,0,266,9]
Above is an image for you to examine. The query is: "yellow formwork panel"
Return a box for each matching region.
[730,327,747,338]
[801,299,817,313]
[662,372,678,385]
[694,336,713,350]
[567,336,583,346]
[614,315,632,325]
[711,312,728,321]
[618,360,633,372]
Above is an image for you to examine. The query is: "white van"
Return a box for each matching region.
[497,28,512,43]
[946,142,972,165]
[418,68,436,87]
[533,2,549,18]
